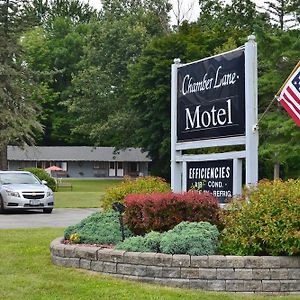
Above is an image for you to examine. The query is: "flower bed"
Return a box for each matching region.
[52,179,300,293]
[50,237,300,294]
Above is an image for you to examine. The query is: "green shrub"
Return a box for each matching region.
[117,222,219,255]
[23,167,57,191]
[101,176,170,211]
[219,179,300,256]
[64,211,134,244]
[160,222,219,255]
[116,231,161,252]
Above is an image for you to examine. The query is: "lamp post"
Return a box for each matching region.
[112,202,126,241]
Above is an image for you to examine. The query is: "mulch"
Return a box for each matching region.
[63,240,115,249]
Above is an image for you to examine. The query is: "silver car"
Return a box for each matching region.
[0,171,54,213]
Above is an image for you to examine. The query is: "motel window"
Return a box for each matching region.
[94,162,106,169]
[20,161,36,168]
[60,162,68,171]
[129,162,139,172]
[37,161,43,169]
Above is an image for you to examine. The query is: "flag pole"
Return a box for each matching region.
[257,95,277,125]
[257,60,300,126]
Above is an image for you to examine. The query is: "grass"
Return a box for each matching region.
[1,228,298,300]
[57,179,122,192]
[54,192,104,208]
[54,179,121,208]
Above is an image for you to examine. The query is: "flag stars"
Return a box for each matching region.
[292,71,300,92]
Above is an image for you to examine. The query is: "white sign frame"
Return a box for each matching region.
[171,35,258,195]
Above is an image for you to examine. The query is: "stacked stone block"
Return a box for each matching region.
[50,237,300,294]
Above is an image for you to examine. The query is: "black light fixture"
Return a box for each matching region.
[112,202,126,241]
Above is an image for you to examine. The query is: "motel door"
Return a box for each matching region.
[109,162,124,177]
[117,162,123,177]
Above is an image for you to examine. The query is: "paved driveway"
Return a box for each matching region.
[0,208,100,229]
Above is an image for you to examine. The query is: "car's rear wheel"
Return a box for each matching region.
[43,208,53,214]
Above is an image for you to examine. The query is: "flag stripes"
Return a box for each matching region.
[282,87,300,113]
[280,98,300,126]
[278,63,300,126]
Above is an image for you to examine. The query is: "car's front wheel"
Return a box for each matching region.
[43,208,53,214]
[0,196,4,213]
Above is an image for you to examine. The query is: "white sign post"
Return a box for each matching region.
[171,35,258,199]
[245,35,259,186]
[171,58,182,192]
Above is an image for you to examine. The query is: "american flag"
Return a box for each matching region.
[278,62,300,127]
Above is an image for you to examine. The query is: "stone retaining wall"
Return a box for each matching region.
[50,237,300,294]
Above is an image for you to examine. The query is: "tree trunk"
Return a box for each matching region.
[0,146,8,170]
[274,161,280,179]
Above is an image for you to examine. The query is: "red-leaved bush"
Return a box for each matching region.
[124,191,220,235]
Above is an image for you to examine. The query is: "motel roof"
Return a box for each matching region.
[7,146,151,162]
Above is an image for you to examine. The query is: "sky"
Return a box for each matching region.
[83,0,266,25]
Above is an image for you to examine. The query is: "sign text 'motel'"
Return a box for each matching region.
[177,49,245,141]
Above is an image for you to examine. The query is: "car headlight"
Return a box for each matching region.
[47,190,53,197]
[5,190,21,197]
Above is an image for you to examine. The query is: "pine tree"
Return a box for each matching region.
[264,0,299,29]
[0,0,42,169]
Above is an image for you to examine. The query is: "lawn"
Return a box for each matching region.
[54,179,122,208]
[1,228,298,300]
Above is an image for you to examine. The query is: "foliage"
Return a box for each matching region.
[21,17,90,145]
[64,211,133,244]
[256,28,300,178]
[101,176,170,211]
[160,221,219,256]
[116,221,219,256]
[219,179,300,256]
[263,0,299,30]
[124,191,220,235]
[67,0,170,147]
[27,0,97,25]
[0,0,42,151]
[23,167,57,191]
[259,111,300,178]
[115,231,161,252]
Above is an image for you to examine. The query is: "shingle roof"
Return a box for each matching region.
[7,146,151,162]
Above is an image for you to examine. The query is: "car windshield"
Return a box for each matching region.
[0,173,41,185]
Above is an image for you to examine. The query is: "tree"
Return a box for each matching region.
[171,0,195,29]
[22,14,91,145]
[127,34,186,178]
[27,0,97,25]
[68,0,171,147]
[0,0,42,169]
[263,0,299,30]
[256,28,300,178]
[259,112,300,179]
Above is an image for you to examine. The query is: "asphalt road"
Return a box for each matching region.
[0,208,100,229]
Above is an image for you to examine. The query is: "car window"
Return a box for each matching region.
[0,173,41,185]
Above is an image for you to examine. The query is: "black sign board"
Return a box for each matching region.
[186,160,233,203]
[177,49,245,142]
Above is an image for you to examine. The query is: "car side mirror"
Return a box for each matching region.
[42,180,48,185]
